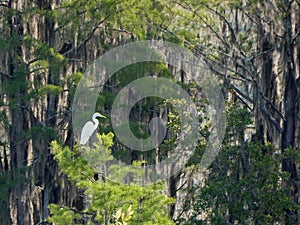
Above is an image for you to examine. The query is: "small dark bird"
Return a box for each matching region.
[59,41,73,54]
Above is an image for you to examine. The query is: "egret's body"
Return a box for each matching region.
[80,112,106,145]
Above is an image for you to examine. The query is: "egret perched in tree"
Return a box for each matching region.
[80,112,106,145]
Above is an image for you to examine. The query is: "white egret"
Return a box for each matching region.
[80,112,106,145]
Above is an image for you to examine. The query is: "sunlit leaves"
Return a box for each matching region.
[48,204,81,225]
[49,133,175,224]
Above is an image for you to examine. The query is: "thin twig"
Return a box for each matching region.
[0,71,12,78]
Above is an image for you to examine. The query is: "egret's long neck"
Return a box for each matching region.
[93,118,99,127]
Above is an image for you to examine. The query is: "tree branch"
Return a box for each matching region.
[175,1,230,48]
[0,71,12,78]
[205,5,238,45]
[63,15,110,56]
[260,103,283,133]
[195,48,253,82]
[231,85,253,103]
[0,3,9,8]
[259,91,285,120]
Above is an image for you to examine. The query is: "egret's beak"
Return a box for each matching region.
[96,113,106,118]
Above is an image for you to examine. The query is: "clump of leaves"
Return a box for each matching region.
[48,132,175,225]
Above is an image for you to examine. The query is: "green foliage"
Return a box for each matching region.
[19,125,58,143]
[114,205,134,225]
[180,101,298,224]
[225,101,252,142]
[186,143,299,224]
[2,0,298,224]
[0,169,24,202]
[176,96,299,224]
[95,62,173,162]
[162,88,210,166]
[49,133,175,225]
[51,140,96,182]
[7,62,29,94]
[67,72,84,95]
[38,85,63,96]
[48,204,81,225]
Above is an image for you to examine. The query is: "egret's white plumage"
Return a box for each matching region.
[80,112,106,145]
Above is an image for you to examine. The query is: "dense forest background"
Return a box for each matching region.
[0,0,300,224]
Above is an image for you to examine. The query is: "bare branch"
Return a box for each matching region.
[54,9,87,32]
[259,91,285,120]
[292,30,300,44]
[205,5,238,45]
[211,47,256,79]
[236,93,253,111]
[107,27,134,35]
[175,1,230,48]
[231,85,253,103]
[63,16,110,56]
[0,71,12,78]
[195,48,253,82]
[0,3,9,7]
[260,103,283,133]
